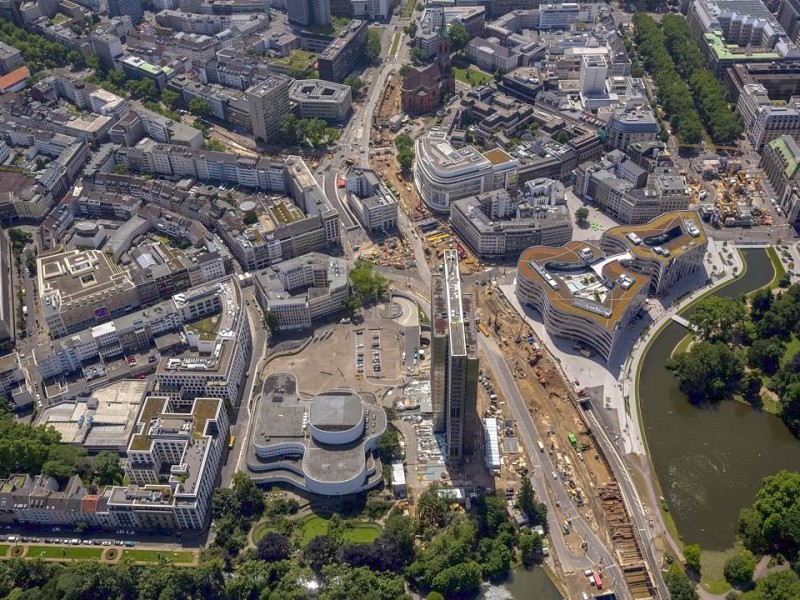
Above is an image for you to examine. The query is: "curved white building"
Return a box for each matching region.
[246,373,386,496]
[414,135,517,213]
[516,242,647,362]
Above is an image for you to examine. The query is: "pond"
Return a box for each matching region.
[639,248,800,550]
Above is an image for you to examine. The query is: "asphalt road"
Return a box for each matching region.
[221,287,268,487]
[477,335,632,597]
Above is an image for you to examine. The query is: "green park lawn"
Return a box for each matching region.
[403,0,416,17]
[123,549,195,564]
[389,33,401,58]
[28,545,103,560]
[453,66,493,87]
[298,514,382,546]
[767,246,787,288]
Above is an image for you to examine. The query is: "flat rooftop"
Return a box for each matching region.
[518,242,648,329]
[36,379,148,449]
[248,373,386,485]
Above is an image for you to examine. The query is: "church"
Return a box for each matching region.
[401,34,455,115]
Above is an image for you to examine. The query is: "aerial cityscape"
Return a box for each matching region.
[2,0,800,597]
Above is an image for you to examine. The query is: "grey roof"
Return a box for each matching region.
[310,392,363,431]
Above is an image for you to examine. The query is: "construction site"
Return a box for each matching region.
[471,281,658,600]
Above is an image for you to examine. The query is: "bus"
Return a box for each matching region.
[592,572,603,589]
[537,441,545,453]
[228,435,236,450]
[477,322,490,337]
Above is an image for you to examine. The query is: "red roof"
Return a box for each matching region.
[0,66,30,92]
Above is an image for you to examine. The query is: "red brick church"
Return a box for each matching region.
[401,34,455,115]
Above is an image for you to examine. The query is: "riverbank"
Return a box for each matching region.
[637,247,800,555]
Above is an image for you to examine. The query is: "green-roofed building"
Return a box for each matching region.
[761,135,800,226]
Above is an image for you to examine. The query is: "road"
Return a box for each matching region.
[478,335,631,597]
[220,286,268,487]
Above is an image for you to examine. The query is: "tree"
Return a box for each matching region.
[575,206,590,224]
[25,251,36,276]
[666,341,745,402]
[740,370,764,406]
[410,47,426,63]
[349,260,388,306]
[343,295,362,317]
[130,78,158,102]
[366,28,382,62]
[745,570,800,600]
[189,98,212,118]
[426,593,444,600]
[666,567,699,600]
[395,133,415,173]
[738,470,800,559]
[264,311,279,336]
[431,560,482,595]
[232,471,265,518]
[748,338,785,375]
[684,543,701,573]
[493,67,504,82]
[554,130,572,144]
[476,537,512,580]
[689,296,747,344]
[519,531,543,565]
[161,89,180,109]
[447,22,469,53]
[204,139,224,151]
[343,75,364,98]
[279,113,299,146]
[243,210,258,226]
[723,549,756,587]
[90,451,122,486]
[404,21,418,37]
[41,460,76,485]
[303,535,339,572]
[65,50,84,69]
[257,532,291,563]
[375,429,401,462]
[415,483,452,536]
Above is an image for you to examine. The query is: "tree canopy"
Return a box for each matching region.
[574,206,589,224]
[349,260,388,306]
[366,28,382,62]
[738,470,800,561]
[666,340,745,402]
[395,134,415,172]
[447,22,470,53]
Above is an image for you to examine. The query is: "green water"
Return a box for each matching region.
[478,566,563,599]
[639,248,800,550]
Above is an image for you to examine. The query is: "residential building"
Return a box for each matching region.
[247,75,292,144]
[118,395,228,530]
[600,211,708,296]
[449,187,571,258]
[401,33,454,114]
[318,20,367,83]
[253,253,349,330]
[430,250,478,462]
[108,0,143,25]
[289,79,352,123]
[516,242,648,362]
[343,167,398,232]
[245,373,386,495]
[414,135,518,213]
